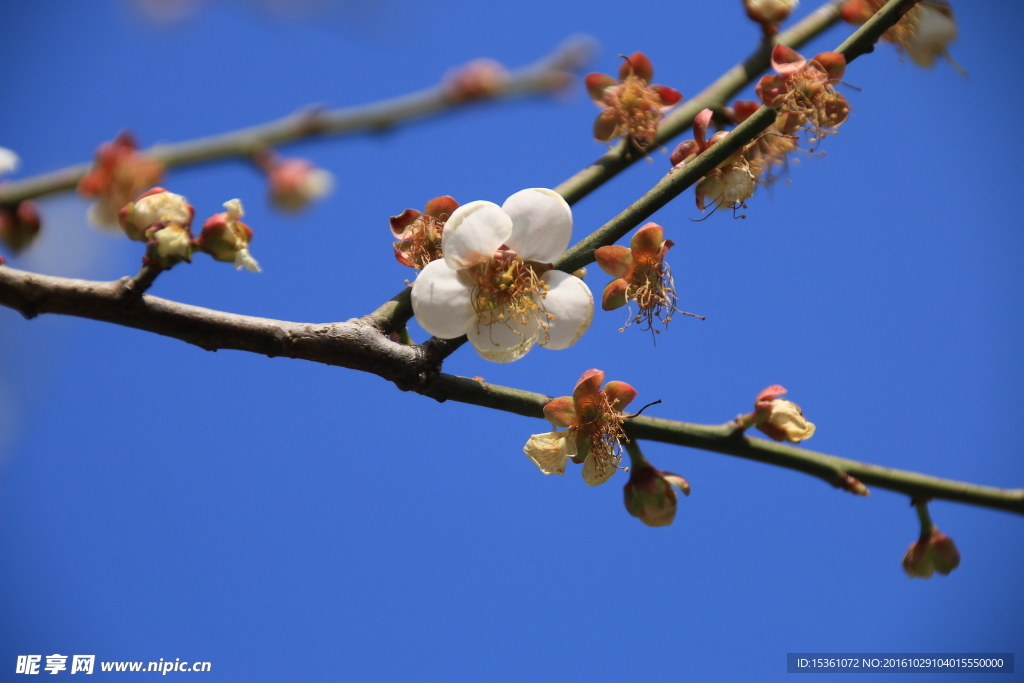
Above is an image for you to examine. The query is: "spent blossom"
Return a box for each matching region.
[903,527,960,578]
[118,187,195,269]
[595,222,702,332]
[410,188,592,363]
[623,455,690,527]
[523,369,637,486]
[78,132,165,228]
[841,0,960,70]
[390,195,459,269]
[756,45,849,144]
[670,108,756,211]
[196,199,261,272]
[731,99,798,185]
[736,384,816,443]
[586,52,682,149]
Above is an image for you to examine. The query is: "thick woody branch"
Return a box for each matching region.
[2,263,1020,515]
[0,38,593,207]
[0,266,445,391]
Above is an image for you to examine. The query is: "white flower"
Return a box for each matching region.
[0,147,19,176]
[906,5,958,68]
[411,188,593,363]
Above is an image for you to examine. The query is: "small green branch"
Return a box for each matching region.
[0,38,593,207]
[420,372,1024,516]
[623,439,648,469]
[914,500,934,539]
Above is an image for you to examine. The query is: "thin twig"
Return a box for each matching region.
[0,38,594,207]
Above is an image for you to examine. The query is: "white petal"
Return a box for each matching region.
[134,191,192,227]
[411,258,475,339]
[441,200,512,270]
[87,202,120,231]
[465,305,540,363]
[906,6,957,67]
[233,247,261,272]
[223,198,244,218]
[581,449,617,487]
[522,431,573,475]
[0,147,19,175]
[501,188,573,263]
[301,168,334,201]
[537,270,593,350]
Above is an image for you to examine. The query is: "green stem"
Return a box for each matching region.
[624,439,648,469]
[915,500,934,539]
[421,372,1024,516]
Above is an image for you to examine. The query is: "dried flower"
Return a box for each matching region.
[731,99,798,185]
[595,222,700,332]
[623,457,690,527]
[736,384,816,443]
[390,196,459,269]
[411,188,592,363]
[756,45,849,144]
[586,52,682,149]
[196,199,261,272]
[78,132,165,229]
[523,369,637,486]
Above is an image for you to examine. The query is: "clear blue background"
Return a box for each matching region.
[1,0,1021,680]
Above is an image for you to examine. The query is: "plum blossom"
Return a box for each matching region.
[390,195,459,269]
[523,369,637,486]
[411,188,593,363]
[744,0,798,27]
[118,187,195,269]
[586,52,682,149]
[196,199,261,272]
[670,108,756,211]
[756,45,849,145]
[841,0,960,71]
[78,132,165,229]
[735,384,816,443]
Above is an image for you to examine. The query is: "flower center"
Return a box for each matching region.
[467,251,552,342]
[605,76,663,145]
[395,216,445,269]
[576,393,628,479]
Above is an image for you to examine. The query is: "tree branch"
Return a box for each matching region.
[0,37,593,207]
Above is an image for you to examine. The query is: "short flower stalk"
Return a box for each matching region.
[411,188,592,363]
[523,369,637,486]
[735,384,816,443]
[586,52,682,151]
[390,196,460,269]
[903,499,960,578]
[622,441,690,527]
[594,222,702,333]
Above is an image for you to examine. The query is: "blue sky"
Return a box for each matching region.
[1,0,1022,681]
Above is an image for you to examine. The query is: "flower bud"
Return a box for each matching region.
[903,528,960,578]
[744,0,798,25]
[267,158,334,212]
[118,187,194,242]
[752,385,816,443]
[144,224,193,269]
[0,201,41,253]
[623,460,690,527]
[196,199,260,272]
[441,58,509,102]
[0,147,20,176]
